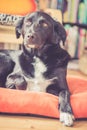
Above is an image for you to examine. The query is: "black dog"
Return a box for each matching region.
[0,11,74,126]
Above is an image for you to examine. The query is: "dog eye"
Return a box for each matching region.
[40,20,48,28]
[42,22,48,27]
[26,20,32,26]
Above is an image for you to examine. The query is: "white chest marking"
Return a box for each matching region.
[27,57,58,92]
[33,56,47,79]
[27,56,49,92]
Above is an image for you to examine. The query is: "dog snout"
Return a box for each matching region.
[25,33,38,48]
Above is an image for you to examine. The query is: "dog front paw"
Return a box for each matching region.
[6,74,27,90]
[60,112,75,126]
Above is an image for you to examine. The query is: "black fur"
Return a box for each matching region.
[0,11,74,126]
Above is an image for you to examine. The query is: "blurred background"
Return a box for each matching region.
[0,0,87,76]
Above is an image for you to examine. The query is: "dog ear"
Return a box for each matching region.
[15,17,24,38]
[52,21,66,45]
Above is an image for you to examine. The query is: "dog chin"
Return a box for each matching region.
[27,44,36,48]
[26,43,43,49]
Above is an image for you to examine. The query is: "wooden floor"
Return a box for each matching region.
[0,115,87,130]
[0,70,87,130]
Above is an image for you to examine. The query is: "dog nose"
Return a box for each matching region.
[27,34,35,40]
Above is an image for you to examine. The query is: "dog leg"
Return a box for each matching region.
[59,90,74,126]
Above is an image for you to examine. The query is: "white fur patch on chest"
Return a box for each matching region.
[33,56,47,79]
[27,56,47,92]
[27,57,58,92]
[27,57,51,92]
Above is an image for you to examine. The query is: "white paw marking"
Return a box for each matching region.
[60,112,75,126]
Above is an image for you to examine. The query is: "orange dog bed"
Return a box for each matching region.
[0,77,87,119]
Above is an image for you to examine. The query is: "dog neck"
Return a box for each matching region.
[22,43,59,58]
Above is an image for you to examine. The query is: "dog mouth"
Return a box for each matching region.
[26,43,41,49]
[24,39,44,49]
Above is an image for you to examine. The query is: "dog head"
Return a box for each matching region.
[16,11,66,50]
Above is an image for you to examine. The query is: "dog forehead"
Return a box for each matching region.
[25,11,53,22]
